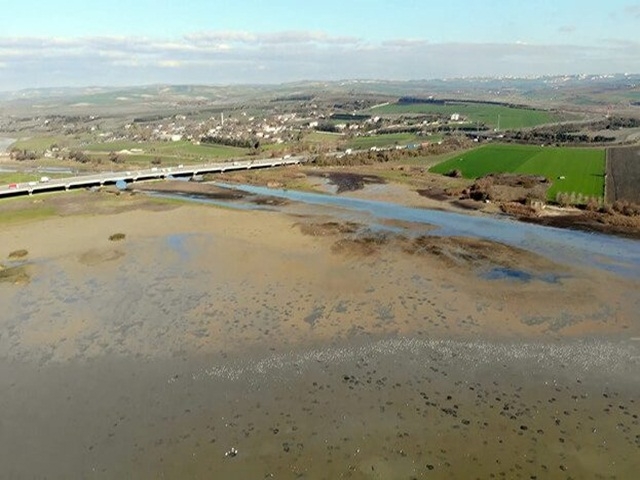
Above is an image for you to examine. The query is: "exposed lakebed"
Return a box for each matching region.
[0,183,638,479]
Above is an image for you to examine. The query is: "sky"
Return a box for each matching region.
[0,0,639,91]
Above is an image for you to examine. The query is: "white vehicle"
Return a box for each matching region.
[28,181,37,186]
[40,176,50,183]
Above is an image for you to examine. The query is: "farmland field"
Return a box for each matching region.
[9,137,248,166]
[83,140,246,159]
[371,102,565,129]
[606,146,640,203]
[346,133,439,150]
[430,144,606,200]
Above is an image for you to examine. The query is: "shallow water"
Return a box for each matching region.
[1,197,639,478]
[212,182,640,279]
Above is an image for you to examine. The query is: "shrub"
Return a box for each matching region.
[8,249,28,259]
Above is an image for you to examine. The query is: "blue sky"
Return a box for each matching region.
[0,0,638,90]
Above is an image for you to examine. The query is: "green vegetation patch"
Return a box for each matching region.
[430,144,605,200]
[346,133,427,150]
[0,205,57,225]
[85,140,244,156]
[10,136,72,152]
[0,264,30,284]
[372,103,562,129]
[8,249,29,259]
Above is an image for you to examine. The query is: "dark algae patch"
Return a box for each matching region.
[0,263,30,284]
[8,249,29,259]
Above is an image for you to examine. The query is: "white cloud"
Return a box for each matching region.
[183,30,361,46]
[624,4,640,17]
[0,31,638,91]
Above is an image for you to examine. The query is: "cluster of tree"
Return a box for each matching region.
[108,152,124,164]
[396,97,537,110]
[67,150,90,163]
[330,113,371,121]
[315,136,471,166]
[398,97,445,105]
[504,130,615,144]
[133,115,166,124]
[439,124,488,132]
[200,135,260,149]
[272,94,314,102]
[604,116,640,129]
[601,199,640,216]
[315,122,341,133]
[8,148,37,161]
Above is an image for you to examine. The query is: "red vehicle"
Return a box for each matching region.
[8,183,18,189]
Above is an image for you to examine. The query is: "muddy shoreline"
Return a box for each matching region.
[217,167,640,240]
[0,187,639,479]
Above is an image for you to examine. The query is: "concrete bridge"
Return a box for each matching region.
[0,156,306,198]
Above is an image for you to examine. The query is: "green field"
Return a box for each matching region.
[372,103,563,129]
[84,140,246,158]
[0,172,70,185]
[10,136,81,151]
[430,144,605,200]
[346,133,442,150]
[303,131,343,145]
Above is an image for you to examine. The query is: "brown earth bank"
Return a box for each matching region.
[499,202,640,240]
[219,163,640,238]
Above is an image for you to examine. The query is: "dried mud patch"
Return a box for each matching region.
[8,249,29,259]
[399,236,553,271]
[295,221,362,237]
[312,222,562,275]
[377,218,437,232]
[134,181,246,201]
[318,171,386,193]
[331,232,392,256]
[251,196,290,207]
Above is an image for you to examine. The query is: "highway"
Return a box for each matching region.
[0,156,306,198]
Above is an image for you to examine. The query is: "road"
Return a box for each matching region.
[0,156,306,198]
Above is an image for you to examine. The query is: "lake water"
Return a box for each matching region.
[1,188,638,479]
[209,182,640,279]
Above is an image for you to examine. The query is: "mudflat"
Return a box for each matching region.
[0,191,638,479]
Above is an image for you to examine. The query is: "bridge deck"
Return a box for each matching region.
[0,156,305,198]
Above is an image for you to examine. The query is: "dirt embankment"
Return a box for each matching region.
[133,181,247,200]
[136,166,640,239]
[417,172,640,239]
[504,204,640,239]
